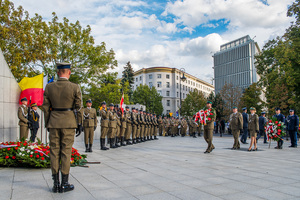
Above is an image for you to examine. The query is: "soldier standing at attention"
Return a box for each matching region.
[99,102,109,150]
[136,109,143,143]
[181,117,188,137]
[131,107,138,144]
[163,116,169,136]
[153,114,159,140]
[286,109,299,148]
[158,116,163,136]
[29,103,40,142]
[139,110,145,142]
[18,97,30,140]
[248,107,259,151]
[203,101,216,154]
[229,106,243,150]
[42,62,83,193]
[125,106,133,145]
[256,112,267,143]
[120,108,127,146]
[108,103,118,149]
[273,108,285,149]
[240,107,249,144]
[82,99,97,152]
[114,105,121,148]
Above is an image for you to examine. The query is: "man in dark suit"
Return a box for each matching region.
[241,107,249,144]
[256,112,267,143]
[286,109,299,148]
[29,103,40,142]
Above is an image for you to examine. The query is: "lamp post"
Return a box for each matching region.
[179,68,186,118]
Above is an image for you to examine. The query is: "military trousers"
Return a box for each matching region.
[232,129,240,148]
[154,127,158,136]
[125,124,132,140]
[204,128,214,152]
[101,126,109,139]
[116,126,121,138]
[159,125,163,136]
[145,126,149,137]
[30,128,38,142]
[136,126,140,138]
[84,127,94,145]
[20,126,29,140]
[140,125,145,138]
[132,125,137,139]
[49,128,75,175]
[120,126,126,137]
[108,127,117,139]
[181,128,187,136]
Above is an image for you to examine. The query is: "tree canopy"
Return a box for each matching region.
[181,90,206,116]
[239,83,264,115]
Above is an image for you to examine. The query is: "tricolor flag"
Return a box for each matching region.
[18,73,44,106]
[120,93,124,113]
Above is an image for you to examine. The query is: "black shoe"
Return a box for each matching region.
[289,145,295,148]
[231,147,236,150]
[110,138,117,148]
[248,148,252,151]
[204,150,210,154]
[85,144,89,152]
[154,136,158,140]
[52,173,60,193]
[150,136,154,140]
[133,138,137,144]
[126,140,133,145]
[89,144,93,152]
[60,174,74,193]
[264,142,268,144]
[100,138,109,150]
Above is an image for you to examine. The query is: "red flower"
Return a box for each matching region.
[15,147,18,150]
[7,148,11,151]
[30,155,33,158]
[12,156,16,159]
[271,130,274,133]
[41,157,45,160]
[208,118,211,121]
[278,124,281,127]
[36,155,40,158]
[40,153,43,156]
[278,133,281,135]
[278,129,281,133]
[210,113,213,115]
[77,157,79,160]
[275,121,278,124]
[34,151,38,154]
[269,120,272,123]
[71,158,74,161]
[5,156,9,159]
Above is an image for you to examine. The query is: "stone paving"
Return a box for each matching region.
[1,135,300,200]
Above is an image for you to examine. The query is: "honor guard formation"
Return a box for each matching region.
[15,62,299,194]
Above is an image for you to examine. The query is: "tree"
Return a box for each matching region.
[213,93,225,120]
[219,83,242,120]
[181,90,206,116]
[132,84,163,115]
[121,61,134,101]
[240,83,264,114]
[0,0,117,85]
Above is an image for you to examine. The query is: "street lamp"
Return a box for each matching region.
[179,68,186,118]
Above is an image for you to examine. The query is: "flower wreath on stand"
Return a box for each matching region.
[265,117,286,146]
[195,107,216,125]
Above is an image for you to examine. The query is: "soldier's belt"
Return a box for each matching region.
[52,108,73,111]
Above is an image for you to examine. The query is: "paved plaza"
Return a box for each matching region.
[1,135,300,200]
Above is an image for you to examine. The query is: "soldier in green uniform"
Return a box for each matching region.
[248,107,259,151]
[18,97,30,140]
[99,102,109,150]
[170,116,177,137]
[42,62,83,193]
[139,110,145,142]
[163,116,170,136]
[153,114,159,140]
[131,107,138,144]
[108,103,118,148]
[203,101,216,154]
[114,105,121,147]
[181,117,188,137]
[229,106,243,150]
[136,109,143,143]
[125,106,133,145]
[149,113,153,140]
[187,117,193,137]
[120,109,127,146]
[158,116,163,136]
[82,99,97,152]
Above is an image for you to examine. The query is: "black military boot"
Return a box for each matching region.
[60,174,74,193]
[52,173,60,193]
[89,144,93,152]
[133,138,137,144]
[147,136,150,140]
[141,137,144,142]
[121,137,127,146]
[115,137,121,147]
[126,139,132,145]
[154,136,158,140]
[144,137,147,141]
[100,138,109,150]
[193,133,197,138]
[150,136,154,140]
[110,138,117,148]
[85,144,89,152]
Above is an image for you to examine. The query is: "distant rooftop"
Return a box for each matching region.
[220,35,252,51]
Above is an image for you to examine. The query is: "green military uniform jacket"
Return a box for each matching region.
[229,112,243,130]
[18,105,29,126]
[83,107,97,128]
[100,108,109,127]
[204,108,216,130]
[132,112,138,126]
[249,114,259,131]
[108,110,117,128]
[126,111,132,125]
[43,78,82,128]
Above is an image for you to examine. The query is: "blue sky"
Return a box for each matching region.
[11,0,295,83]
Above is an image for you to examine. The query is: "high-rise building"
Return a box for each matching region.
[213,35,261,93]
[133,67,214,115]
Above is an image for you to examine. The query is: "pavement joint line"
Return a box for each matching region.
[70,173,97,200]
[42,169,55,200]
[9,169,15,200]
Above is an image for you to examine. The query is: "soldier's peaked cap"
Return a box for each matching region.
[250,107,256,110]
[109,103,114,107]
[86,99,92,103]
[275,107,281,111]
[207,101,212,104]
[289,109,294,112]
[132,107,135,110]
[242,107,247,111]
[261,112,266,115]
[125,106,129,108]
[114,104,119,108]
[31,103,37,107]
[21,97,28,102]
[233,106,238,109]
[56,62,71,69]
[101,101,106,105]
[139,109,143,112]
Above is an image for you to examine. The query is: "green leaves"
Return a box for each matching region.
[181,90,207,116]
[240,83,264,115]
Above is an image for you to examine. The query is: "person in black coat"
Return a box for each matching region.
[256,112,267,143]
[220,118,225,137]
[29,103,40,142]
[285,109,299,148]
[273,108,285,149]
[241,107,249,144]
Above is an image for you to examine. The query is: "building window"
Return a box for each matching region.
[167,100,170,106]
[177,100,179,106]
[177,83,178,89]
[149,74,152,79]
[183,93,185,98]
[140,76,142,81]
[136,78,138,82]
[188,80,190,84]
[177,92,179,97]
[166,74,170,79]
[157,74,161,78]
[158,90,162,95]
[166,110,171,114]
[149,82,153,88]
[166,82,170,88]
[166,91,170,96]
[177,76,178,80]
[157,81,162,88]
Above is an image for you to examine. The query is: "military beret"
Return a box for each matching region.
[114,104,119,108]
[289,109,294,112]
[242,107,247,111]
[109,103,114,107]
[86,99,92,103]
[275,107,281,111]
[31,103,37,107]
[101,101,106,105]
[261,112,266,115]
[125,106,129,109]
[132,107,135,110]
[56,62,71,69]
[139,109,143,112]
[233,106,238,109]
[207,101,212,104]
[250,107,256,110]
[21,97,28,102]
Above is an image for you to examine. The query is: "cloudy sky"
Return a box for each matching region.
[11,0,295,83]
